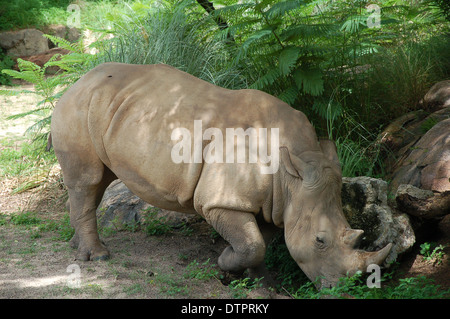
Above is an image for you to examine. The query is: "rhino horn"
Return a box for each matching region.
[362,243,393,267]
[343,228,365,248]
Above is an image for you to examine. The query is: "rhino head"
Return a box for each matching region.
[279,141,392,289]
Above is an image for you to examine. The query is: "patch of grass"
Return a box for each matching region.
[148,267,190,297]
[123,283,144,296]
[141,207,172,236]
[4,210,74,242]
[229,277,264,299]
[10,211,42,226]
[184,258,219,281]
[0,138,59,194]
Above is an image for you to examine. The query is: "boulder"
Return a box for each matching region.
[421,80,450,112]
[395,184,450,219]
[389,117,450,193]
[342,177,415,265]
[378,81,450,194]
[0,29,49,57]
[42,24,81,48]
[96,180,198,229]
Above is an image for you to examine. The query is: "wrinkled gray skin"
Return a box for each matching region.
[51,63,391,289]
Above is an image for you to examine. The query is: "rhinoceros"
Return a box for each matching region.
[51,62,392,288]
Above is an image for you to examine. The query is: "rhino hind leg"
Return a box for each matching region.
[55,145,117,261]
[207,209,266,275]
[67,166,117,261]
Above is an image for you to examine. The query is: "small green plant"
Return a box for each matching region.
[184,258,219,281]
[229,277,264,299]
[142,207,171,236]
[420,242,447,265]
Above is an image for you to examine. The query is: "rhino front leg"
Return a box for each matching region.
[207,209,266,274]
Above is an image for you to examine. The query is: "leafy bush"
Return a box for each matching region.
[0,52,14,85]
[0,0,72,31]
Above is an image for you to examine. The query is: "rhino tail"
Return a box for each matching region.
[46,132,53,152]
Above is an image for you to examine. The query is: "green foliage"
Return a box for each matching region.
[141,207,172,236]
[211,0,449,158]
[10,211,42,226]
[4,210,73,241]
[0,213,7,225]
[292,270,450,299]
[184,258,219,280]
[0,138,56,183]
[229,277,264,299]
[430,0,450,21]
[420,242,447,265]
[0,0,72,31]
[0,52,14,85]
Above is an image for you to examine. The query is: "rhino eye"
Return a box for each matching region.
[315,232,328,249]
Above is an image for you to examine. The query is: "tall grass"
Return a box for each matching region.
[94,1,248,90]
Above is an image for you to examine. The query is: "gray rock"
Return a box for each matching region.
[43,24,81,48]
[342,177,415,265]
[97,180,197,229]
[0,29,49,57]
[422,80,450,112]
[390,117,450,193]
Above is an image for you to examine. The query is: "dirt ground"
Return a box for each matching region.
[0,83,449,300]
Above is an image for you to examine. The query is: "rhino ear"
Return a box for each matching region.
[319,139,341,168]
[279,146,307,179]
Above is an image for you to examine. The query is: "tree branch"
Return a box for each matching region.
[196,0,234,42]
